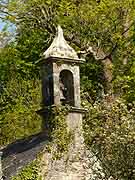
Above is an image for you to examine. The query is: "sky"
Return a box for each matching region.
[0,19,16,33]
[0,20,5,31]
[0,19,16,47]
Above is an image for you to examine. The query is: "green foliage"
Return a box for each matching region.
[6,0,135,96]
[0,46,42,146]
[46,105,72,159]
[0,46,17,85]
[16,29,50,63]
[12,158,41,180]
[83,97,135,179]
[80,54,105,101]
[0,75,42,145]
[1,0,135,178]
[113,59,135,103]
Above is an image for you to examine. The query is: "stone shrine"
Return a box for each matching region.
[1,26,105,180]
[36,26,103,180]
[37,25,86,131]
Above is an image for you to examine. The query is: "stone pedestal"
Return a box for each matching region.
[40,109,85,180]
[39,107,104,180]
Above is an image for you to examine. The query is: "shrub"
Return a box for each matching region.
[83,96,135,179]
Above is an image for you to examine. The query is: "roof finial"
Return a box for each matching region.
[43,25,79,59]
[57,25,64,37]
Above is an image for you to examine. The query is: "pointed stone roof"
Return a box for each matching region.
[43,25,79,60]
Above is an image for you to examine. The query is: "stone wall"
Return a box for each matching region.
[40,112,105,180]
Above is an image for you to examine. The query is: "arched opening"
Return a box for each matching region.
[59,70,75,106]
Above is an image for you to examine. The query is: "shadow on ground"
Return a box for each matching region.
[1,132,49,180]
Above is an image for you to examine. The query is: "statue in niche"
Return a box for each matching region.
[59,77,68,105]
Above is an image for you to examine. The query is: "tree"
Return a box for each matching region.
[1,0,135,178]
[0,45,42,145]
[5,0,135,95]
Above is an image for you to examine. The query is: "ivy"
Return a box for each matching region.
[46,105,73,159]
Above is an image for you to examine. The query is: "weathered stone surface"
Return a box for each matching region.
[38,25,85,108]
[43,26,78,60]
[52,63,81,107]
[40,113,104,180]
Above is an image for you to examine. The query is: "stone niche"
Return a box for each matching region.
[37,25,85,109]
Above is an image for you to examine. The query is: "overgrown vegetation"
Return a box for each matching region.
[12,155,42,180]
[0,51,42,145]
[46,105,72,159]
[83,96,135,179]
[0,0,135,179]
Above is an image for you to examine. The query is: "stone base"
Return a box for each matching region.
[38,108,104,180]
[40,129,104,180]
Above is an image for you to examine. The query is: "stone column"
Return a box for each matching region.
[0,151,3,180]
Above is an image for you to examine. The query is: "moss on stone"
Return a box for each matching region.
[11,153,43,180]
[46,105,73,159]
